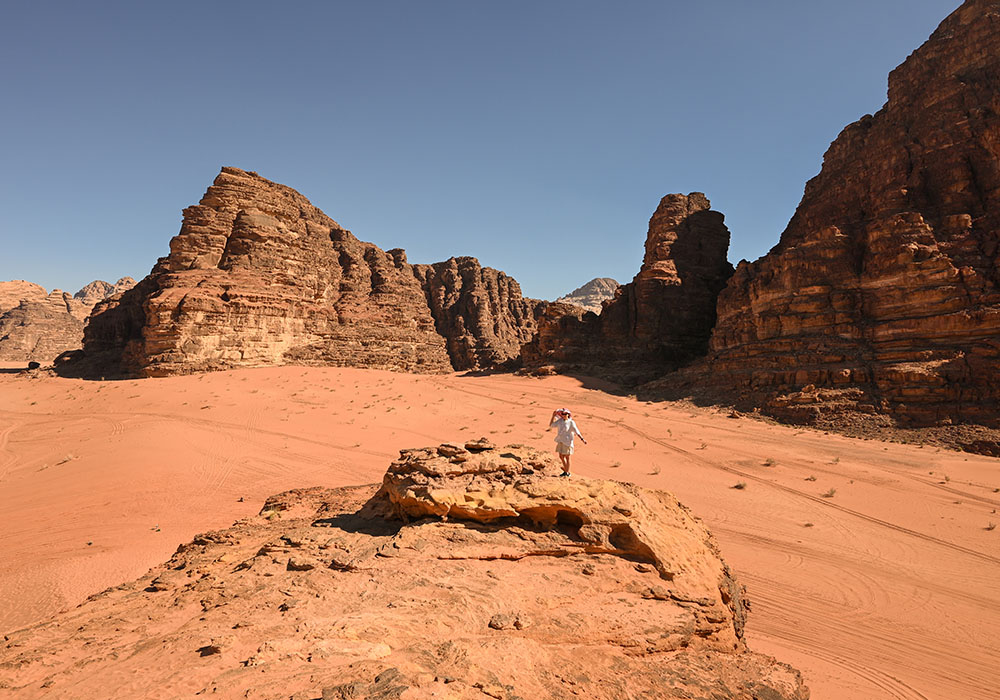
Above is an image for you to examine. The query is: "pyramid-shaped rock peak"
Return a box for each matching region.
[83,168,541,376]
[523,192,734,383]
[0,443,808,699]
[689,0,1000,428]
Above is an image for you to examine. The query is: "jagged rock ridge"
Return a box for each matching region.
[83,168,542,377]
[654,0,1000,430]
[523,193,734,383]
[555,277,619,314]
[412,257,545,370]
[0,443,808,699]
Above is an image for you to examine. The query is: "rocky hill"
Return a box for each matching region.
[523,193,734,383]
[650,0,1000,433]
[0,442,807,699]
[555,277,619,314]
[82,168,542,377]
[0,278,135,363]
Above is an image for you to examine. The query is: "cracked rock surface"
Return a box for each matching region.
[0,444,807,700]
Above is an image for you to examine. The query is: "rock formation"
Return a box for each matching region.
[0,293,84,363]
[0,281,47,314]
[82,168,541,377]
[653,0,1000,429]
[0,279,136,364]
[412,257,544,370]
[523,193,734,383]
[555,277,619,314]
[74,277,136,309]
[0,443,808,699]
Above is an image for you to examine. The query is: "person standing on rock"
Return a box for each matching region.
[549,408,586,477]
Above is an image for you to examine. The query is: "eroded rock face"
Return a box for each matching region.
[412,257,544,370]
[0,279,136,363]
[523,194,734,383]
[83,168,541,377]
[0,445,808,700]
[555,277,619,314]
[0,293,84,363]
[671,0,1000,428]
[0,281,47,314]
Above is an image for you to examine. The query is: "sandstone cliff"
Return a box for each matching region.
[82,168,540,377]
[653,0,1000,430]
[0,443,808,699]
[412,256,544,370]
[0,279,136,363]
[0,293,84,363]
[523,193,734,383]
[555,277,619,314]
[0,281,47,314]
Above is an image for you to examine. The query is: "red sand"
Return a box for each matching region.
[1,364,997,699]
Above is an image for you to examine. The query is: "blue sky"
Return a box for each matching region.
[0,1,960,300]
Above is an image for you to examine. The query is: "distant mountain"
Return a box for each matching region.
[555,277,619,314]
[0,277,136,364]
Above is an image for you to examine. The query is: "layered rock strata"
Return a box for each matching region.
[0,293,84,363]
[412,257,544,370]
[523,193,734,383]
[0,279,136,363]
[83,168,541,377]
[555,277,620,314]
[0,444,808,699]
[658,0,1000,428]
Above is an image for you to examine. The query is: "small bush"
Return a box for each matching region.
[803,522,815,528]
[731,482,747,490]
[763,458,775,467]
[821,488,837,498]
[650,464,661,475]
[830,457,840,464]
[805,475,817,482]
[610,461,621,469]
[986,522,997,531]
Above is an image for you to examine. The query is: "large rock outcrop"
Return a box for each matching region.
[0,281,48,314]
[0,279,136,363]
[555,277,619,314]
[0,443,808,700]
[523,193,734,383]
[412,257,544,370]
[82,168,541,377]
[656,0,1000,429]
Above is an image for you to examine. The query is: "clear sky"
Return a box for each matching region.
[0,0,961,301]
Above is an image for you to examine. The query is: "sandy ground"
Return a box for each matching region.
[0,364,997,700]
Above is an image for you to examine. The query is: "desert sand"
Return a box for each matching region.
[1,364,997,699]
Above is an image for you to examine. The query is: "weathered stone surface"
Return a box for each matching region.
[0,293,84,362]
[0,280,47,314]
[0,446,808,699]
[523,193,734,383]
[656,1,1000,429]
[555,277,619,314]
[74,277,136,311]
[0,278,137,363]
[83,168,540,377]
[412,256,544,370]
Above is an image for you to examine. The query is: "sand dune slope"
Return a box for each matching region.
[0,365,997,699]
